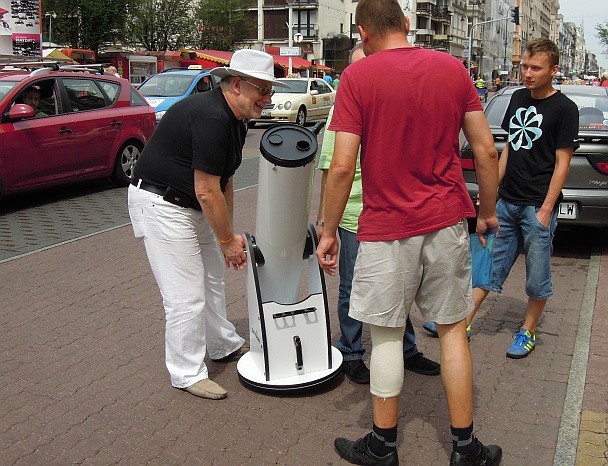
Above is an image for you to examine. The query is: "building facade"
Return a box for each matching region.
[238,0,595,79]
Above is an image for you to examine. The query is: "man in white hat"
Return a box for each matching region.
[128,49,287,400]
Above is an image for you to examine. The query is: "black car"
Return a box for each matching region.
[461,84,608,227]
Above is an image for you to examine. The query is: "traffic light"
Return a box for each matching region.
[511,6,519,25]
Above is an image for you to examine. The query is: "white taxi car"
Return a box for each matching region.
[250,77,335,127]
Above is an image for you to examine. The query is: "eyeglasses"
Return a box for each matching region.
[241,78,275,97]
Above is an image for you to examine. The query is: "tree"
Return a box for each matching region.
[597,22,608,52]
[192,0,255,51]
[43,0,129,55]
[124,0,197,51]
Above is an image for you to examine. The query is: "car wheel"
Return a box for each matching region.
[111,140,143,187]
[296,107,306,126]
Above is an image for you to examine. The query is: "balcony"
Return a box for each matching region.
[432,6,451,23]
[416,6,432,16]
[416,29,436,36]
[264,0,318,5]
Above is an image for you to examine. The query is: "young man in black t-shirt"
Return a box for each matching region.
[466,38,579,359]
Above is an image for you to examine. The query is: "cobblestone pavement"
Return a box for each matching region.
[0,158,259,263]
[0,176,606,465]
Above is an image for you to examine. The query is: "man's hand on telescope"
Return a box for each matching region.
[316,232,338,276]
[220,234,248,270]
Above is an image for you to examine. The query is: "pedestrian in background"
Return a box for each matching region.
[464,38,579,359]
[332,73,340,90]
[316,0,501,464]
[316,42,440,385]
[128,49,289,400]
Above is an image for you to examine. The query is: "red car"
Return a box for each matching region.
[0,64,156,198]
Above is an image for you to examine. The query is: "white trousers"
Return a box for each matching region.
[128,185,244,388]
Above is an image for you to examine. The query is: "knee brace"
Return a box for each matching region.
[370,324,405,398]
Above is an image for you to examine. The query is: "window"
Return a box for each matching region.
[63,78,108,112]
[97,81,121,103]
[318,81,332,94]
[15,79,59,118]
[130,88,149,107]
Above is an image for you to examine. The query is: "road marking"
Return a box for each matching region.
[0,223,131,265]
[554,250,601,466]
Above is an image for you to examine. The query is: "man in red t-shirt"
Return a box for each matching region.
[316,0,501,464]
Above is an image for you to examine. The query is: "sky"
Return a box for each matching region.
[558,0,608,70]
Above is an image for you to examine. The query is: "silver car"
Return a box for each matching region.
[461,84,608,227]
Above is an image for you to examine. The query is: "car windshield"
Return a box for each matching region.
[487,91,608,132]
[0,80,20,100]
[138,74,196,97]
[273,80,307,94]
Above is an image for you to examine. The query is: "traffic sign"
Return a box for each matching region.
[280,46,301,57]
[293,33,303,44]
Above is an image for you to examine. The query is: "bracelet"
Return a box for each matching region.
[219,235,234,244]
[316,220,324,226]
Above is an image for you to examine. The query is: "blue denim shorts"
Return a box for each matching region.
[484,198,558,300]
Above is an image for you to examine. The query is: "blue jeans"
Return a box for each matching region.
[485,199,558,299]
[337,227,419,361]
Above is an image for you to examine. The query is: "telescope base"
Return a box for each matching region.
[237,347,343,392]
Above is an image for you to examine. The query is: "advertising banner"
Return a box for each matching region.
[0,0,41,55]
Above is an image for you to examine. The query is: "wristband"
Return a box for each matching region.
[219,235,234,244]
[316,220,324,226]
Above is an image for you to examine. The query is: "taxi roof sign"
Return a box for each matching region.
[188,64,203,69]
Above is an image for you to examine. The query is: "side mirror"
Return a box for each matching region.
[7,104,36,121]
[310,90,319,95]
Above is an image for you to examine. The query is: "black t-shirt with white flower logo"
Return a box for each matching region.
[499,88,579,206]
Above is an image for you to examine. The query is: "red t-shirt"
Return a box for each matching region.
[329,47,481,241]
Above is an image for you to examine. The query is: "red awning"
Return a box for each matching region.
[191,49,331,73]
[272,55,311,70]
[193,50,233,65]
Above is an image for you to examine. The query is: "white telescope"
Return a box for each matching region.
[237,122,342,391]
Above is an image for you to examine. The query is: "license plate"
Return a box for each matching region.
[557,202,577,219]
[261,109,271,117]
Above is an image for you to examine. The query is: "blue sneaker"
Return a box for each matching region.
[423,321,439,337]
[507,329,536,359]
[423,321,472,339]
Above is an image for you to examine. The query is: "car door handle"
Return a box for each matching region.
[58,127,72,134]
[111,120,122,128]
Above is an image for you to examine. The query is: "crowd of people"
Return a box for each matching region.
[128,0,580,464]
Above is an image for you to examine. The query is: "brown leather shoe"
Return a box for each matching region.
[215,342,250,362]
[184,379,227,400]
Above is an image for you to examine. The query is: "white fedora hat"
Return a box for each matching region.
[211,49,290,88]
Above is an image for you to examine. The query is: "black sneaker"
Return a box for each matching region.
[449,440,502,466]
[334,433,399,465]
[404,352,441,376]
[342,359,370,384]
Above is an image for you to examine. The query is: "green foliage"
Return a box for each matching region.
[43,0,129,54]
[125,0,197,51]
[192,0,255,51]
[597,22,608,51]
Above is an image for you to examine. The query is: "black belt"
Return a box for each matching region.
[132,177,201,211]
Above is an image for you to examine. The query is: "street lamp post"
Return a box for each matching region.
[285,0,295,76]
[467,17,509,78]
[45,11,57,46]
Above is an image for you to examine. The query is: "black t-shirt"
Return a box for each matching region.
[499,88,579,206]
[134,88,245,196]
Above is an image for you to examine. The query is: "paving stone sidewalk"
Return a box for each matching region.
[0,182,606,465]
